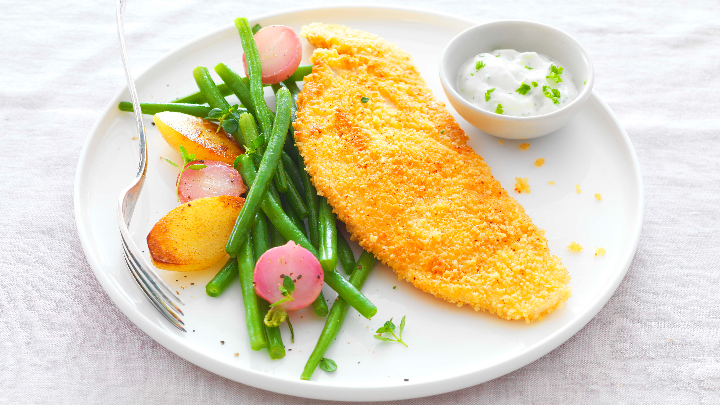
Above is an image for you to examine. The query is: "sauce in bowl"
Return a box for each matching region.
[457,49,579,117]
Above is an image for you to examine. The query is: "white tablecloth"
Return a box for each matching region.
[2,0,719,403]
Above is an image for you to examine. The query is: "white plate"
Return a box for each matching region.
[75,6,643,402]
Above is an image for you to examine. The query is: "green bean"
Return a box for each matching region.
[259,298,285,359]
[280,176,308,219]
[118,102,213,118]
[273,162,290,193]
[170,83,233,104]
[249,213,284,358]
[273,82,303,165]
[238,231,267,351]
[280,194,306,235]
[205,258,238,297]
[225,88,292,256]
[281,152,305,196]
[237,154,314,252]
[301,251,377,380]
[321,237,375,317]
[269,223,287,247]
[214,63,257,117]
[231,28,289,193]
[192,66,231,111]
[311,292,329,317]
[239,154,376,318]
[171,65,312,105]
[235,18,274,138]
[337,230,356,275]
[279,191,328,317]
[284,86,302,166]
[299,160,320,249]
[286,66,312,85]
[238,112,261,147]
[318,197,338,273]
[215,64,289,195]
[194,65,280,162]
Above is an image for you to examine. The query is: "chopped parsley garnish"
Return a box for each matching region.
[515,83,532,95]
[531,81,538,87]
[361,96,369,103]
[524,65,533,70]
[495,104,504,114]
[546,65,564,83]
[485,88,495,102]
[475,61,486,70]
[543,85,561,104]
[584,79,587,85]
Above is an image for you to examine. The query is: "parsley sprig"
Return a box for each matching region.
[206,104,242,134]
[546,65,564,83]
[270,275,295,308]
[164,145,206,202]
[374,316,408,347]
[543,85,561,105]
[515,83,532,95]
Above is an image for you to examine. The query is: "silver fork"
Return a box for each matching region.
[116,0,185,332]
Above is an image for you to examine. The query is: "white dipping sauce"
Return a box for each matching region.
[457,49,579,117]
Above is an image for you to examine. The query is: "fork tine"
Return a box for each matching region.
[120,235,185,310]
[121,242,184,323]
[121,237,185,317]
[124,254,187,332]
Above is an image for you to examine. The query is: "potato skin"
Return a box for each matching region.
[147,196,244,272]
[154,111,244,165]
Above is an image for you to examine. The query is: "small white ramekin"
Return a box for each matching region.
[440,20,594,139]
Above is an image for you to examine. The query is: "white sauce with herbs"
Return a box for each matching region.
[457,49,579,117]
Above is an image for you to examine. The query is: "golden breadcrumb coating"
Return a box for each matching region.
[294,23,571,322]
[514,177,531,193]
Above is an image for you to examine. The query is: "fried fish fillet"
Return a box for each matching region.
[294,23,571,322]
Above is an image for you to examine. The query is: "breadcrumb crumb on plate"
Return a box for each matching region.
[595,193,602,201]
[568,242,583,252]
[576,185,582,193]
[519,142,530,150]
[514,177,531,193]
[595,247,606,256]
[535,158,545,167]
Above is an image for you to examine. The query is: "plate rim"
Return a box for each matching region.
[74,4,644,401]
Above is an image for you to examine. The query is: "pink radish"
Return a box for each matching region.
[243,25,302,85]
[177,160,246,204]
[254,241,324,312]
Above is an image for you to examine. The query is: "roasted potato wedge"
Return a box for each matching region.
[154,111,244,165]
[147,196,244,272]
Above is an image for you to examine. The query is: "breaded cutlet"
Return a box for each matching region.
[294,23,571,322]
